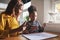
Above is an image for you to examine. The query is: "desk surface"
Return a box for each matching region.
[2,32,60,40]
[44,32,60,40]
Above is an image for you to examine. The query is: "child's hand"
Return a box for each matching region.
[42,23,46,28]
[30,26,37,32]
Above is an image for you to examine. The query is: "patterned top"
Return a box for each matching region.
[23,21,44,33]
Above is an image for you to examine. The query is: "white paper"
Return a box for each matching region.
[23,32,58,40]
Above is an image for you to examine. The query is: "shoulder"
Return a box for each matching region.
[26,21,32,25]
[35,20,41,26]
[27,21,32,23]
[0,12,7,17]
[35,20,40,23]
[0,12,6,18]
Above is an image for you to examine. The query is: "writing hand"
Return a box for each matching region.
[30,26,37,32]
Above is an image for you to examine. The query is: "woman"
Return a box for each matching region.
[9,1,24,36]
[0,0,24,38]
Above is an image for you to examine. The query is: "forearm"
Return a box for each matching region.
[9,21,27,34]
[39,26,44,32]
[9,25,23,34]
[23,30,29,34]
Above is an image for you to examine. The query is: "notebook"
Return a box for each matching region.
[22,32,58,40]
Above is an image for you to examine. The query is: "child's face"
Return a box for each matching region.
[29,11,37,21]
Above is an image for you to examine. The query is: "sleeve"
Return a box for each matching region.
[9,17,20,30]
[37,21,44,32]
[0,25,4,30]
[23,22,30,34]
[0,14,5,30]
[38,25,44,32]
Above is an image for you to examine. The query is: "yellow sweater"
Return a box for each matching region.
[0,13,20,37]
[0,13,19,30]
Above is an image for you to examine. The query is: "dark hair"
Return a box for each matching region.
[28,5,37,14]
[15,2,23,14]
[22,0,31,4]
[5,0,18,15]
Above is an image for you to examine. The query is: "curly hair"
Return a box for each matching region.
[28,5,37,14]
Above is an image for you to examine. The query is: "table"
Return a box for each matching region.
[44,32,60,40]
[1,32,60,40]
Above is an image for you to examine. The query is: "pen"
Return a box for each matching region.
[22,34,30,40]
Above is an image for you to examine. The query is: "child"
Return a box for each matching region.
[23,5,46,34]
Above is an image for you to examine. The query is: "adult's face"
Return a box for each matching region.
[16,5,23,18]
[14,1,23,17]
[18,2,23,18]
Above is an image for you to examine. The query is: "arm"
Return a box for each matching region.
[9,25,23,34]
[37,21,44,32]
[38,25,44,32]
[22,21,33,34]
[23,30,29,34]
[22,22,30,34]
[9,22,26,34]
[38,23,46,32]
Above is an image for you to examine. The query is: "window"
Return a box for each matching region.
[48,0,60,23]
[54,1,60,23]
[18,1,31,25]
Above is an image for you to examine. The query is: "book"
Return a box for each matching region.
[23,32,58,40]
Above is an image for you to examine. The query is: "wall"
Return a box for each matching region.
[44,0,52,23]
[44,23,60,33]
[44,0,60,33]
[32,0,60,33]
[0,0,10,4]
[31,0,44,24]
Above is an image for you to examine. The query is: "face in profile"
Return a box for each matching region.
[29,11,37,21]
[18,5,23,15]
[15,2,23,17]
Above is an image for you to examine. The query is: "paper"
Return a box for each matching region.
[23,32,58,40]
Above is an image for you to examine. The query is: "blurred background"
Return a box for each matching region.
[0,0,60,33]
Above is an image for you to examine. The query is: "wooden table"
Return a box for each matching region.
[1,32,60,40]
[44,32,60,40]
[1,35,27,40]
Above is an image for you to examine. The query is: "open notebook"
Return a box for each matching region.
[22,32,58,40]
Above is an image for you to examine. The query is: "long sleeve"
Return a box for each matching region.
[37,21,44,32]
[38,25,44,32]
[23,22,31,34]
